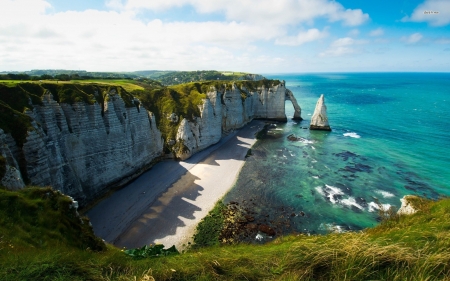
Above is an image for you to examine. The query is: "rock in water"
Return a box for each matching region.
[310,94,331,131]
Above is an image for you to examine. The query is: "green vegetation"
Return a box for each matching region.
[1,187,450,280]
[156,70,249,85]
[124,244,179,259]
[192,201,226,248]
[0,187,105,252]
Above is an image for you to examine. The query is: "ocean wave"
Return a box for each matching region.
[368,202,391,212]
[341,197,364,210]
[324,184,344,204]
[343,132,361,138]
[375,190,395,198]
[319,223,346,233]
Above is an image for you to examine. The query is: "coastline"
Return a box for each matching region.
[87,120,266,249]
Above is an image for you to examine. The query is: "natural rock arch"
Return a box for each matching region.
[285,88,302,120]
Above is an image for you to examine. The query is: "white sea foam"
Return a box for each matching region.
[319,223,345,233]
[341,197,364,210]
[375,190,395,198]
[343,132,361,138]
[311,146,316,150]
[324,184,344,204]
[368,202,391,212]
[315,186,325,196]
[312,176,319,179]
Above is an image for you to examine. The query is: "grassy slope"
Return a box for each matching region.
[1,187,449,281]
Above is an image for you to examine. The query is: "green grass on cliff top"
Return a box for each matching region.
[1,186,449,281]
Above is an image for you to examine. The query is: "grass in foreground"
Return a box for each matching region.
[1,187,450,280]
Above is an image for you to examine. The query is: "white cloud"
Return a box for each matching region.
[113,0,369,27]
[319,37,367,57]
[0,0,370,72]
[0,0,290,71]
[402,0,450,26]
[401,33,423,44]
[275,28,328,46]
[369,28,384,37]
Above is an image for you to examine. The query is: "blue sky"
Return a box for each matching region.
[0,0,449,73]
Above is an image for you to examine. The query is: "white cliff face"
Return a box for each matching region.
[174,82,288,160]
[252,82,287,121]
[397,195,418,215]
[0,90,163,205]
[310,94,331,131]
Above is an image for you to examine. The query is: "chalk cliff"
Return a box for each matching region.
[0,88,163,205]
[174,81,296,159]
[285,89,302,121]
[397,195,418,215]
[0,80,298,204]
[310,94,331,131]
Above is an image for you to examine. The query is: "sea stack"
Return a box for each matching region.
[310,94,331,131]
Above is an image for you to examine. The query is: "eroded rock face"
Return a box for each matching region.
[285,89,302,120]
[397,195,418,215]
[174,82,289,159]
[0,90,163,205]
[310,94,331,131]
[0,129,25,190]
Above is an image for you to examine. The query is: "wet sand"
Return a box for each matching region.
[87,120,265,249]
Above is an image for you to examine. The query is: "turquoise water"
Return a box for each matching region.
[224,73,450,236]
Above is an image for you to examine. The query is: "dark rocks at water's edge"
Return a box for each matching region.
[219,197,310,244]
[310,94,331,131]
[286,134,311,143]
[258,225,276,236]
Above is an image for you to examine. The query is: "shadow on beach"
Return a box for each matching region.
[114,172,203,248]
[87,120,265,249]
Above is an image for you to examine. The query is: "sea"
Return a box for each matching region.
[223,72,450,236]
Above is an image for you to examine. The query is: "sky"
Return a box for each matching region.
[0,0,449,73]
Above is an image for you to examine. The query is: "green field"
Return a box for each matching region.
[0,79,145,92]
